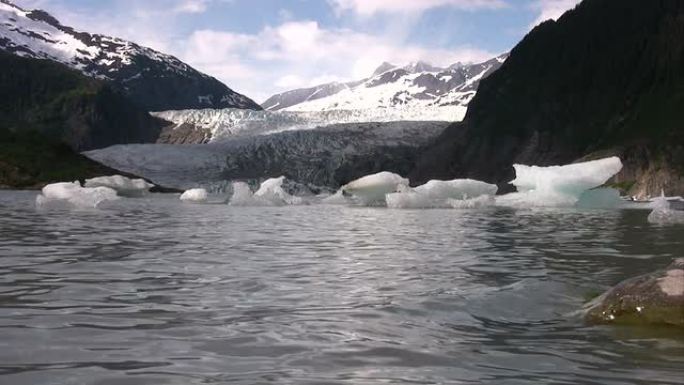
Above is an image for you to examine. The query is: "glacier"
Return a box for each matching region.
[153,108,461,143]
[85,121,449,191]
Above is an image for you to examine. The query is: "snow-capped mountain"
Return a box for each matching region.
[262,55,508,118]
[0,0,260,111]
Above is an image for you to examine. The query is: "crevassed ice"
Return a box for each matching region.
[229,177,303,206]
[84,175,153,197]
[36,182,118,209]
[180,188,209,203]
[497,157,624,208]
[386,179,497,209]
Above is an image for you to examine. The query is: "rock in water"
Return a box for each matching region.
[585,259,684,327]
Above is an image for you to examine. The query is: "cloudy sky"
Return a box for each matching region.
[14,0,581,102]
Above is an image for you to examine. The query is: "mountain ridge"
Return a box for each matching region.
[261,54,508,116]
[0,0,261,111]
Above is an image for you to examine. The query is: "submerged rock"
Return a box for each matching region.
[585,259,684,327]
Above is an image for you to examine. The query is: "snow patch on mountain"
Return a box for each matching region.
[0,0,259,110]
[262,54,508,115]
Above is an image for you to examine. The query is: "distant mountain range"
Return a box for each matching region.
[262,55,508,119]
[0,0,260,111]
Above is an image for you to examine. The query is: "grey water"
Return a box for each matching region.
[0,191,683,385]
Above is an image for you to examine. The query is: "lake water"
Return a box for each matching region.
[1,191,683,384]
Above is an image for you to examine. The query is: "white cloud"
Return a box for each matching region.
[330,0,508,16]
[173,0,210,14]
[177,20,495,102]
[530,0,581,27]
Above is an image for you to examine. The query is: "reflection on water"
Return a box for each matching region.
[0,191,683,384]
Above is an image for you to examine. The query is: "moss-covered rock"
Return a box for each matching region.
[585,259,684,327]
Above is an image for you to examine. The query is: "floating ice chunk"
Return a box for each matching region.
[321,189,349,205]
[498,157,623,208]
[647,192,684,224]
[448,195,495,209]
[575,188,624,209]
[229,182,261,206]
[36,182,118,209]
[254,176,303,205]
[84,175,153,197]
[414,179,497,200]
[386,179,497,209]
[180,188,208,203]
[343,172,409,205]
[229,178,303,206]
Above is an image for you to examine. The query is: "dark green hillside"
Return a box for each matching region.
[0,52,167,189]
[411,0,684,197]
[0,51,165,151]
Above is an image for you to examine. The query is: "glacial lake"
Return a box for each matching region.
[1,190,683,384]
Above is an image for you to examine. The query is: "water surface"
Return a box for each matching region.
[1,191,683,384]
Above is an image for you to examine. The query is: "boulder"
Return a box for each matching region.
[585,259,684,327]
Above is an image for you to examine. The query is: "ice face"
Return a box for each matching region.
[343,172,409,206]
[36,182,118,209]
[180,188,209,203]
[229,177,303,206]
[386,179,497,209]
[84,175,153,197]
[498,157,624,208]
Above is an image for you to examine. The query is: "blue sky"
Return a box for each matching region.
[14,0,580,101]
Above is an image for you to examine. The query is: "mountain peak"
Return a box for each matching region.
[372,62,397,76]
[403,61,442,73]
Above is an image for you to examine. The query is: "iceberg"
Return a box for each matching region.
[321,189,349,205]
[180,188,209,203]
[36,182,118,209]
[497,157,624,208]
[448,195,495,209]
[254,176,303,205]
[229,177,303,206]
[647,193,684,224]
[386,179,497,209]
[342,172,409,205]
[84,175,153,197]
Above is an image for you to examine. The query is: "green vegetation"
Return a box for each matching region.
[0,128,117,189]
[0,52,166,189]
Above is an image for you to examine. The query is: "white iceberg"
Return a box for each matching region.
[497,157,624,208]
[84,175,153,197]
[321,189,349,205]
[229,177,303,206]
[386,179,497,209]
[343,172,409,205]
[647,193,684,224]
[254,176,303,205]
[36,182,118,209]
[448,195,496,209]
[180,188,209,203]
